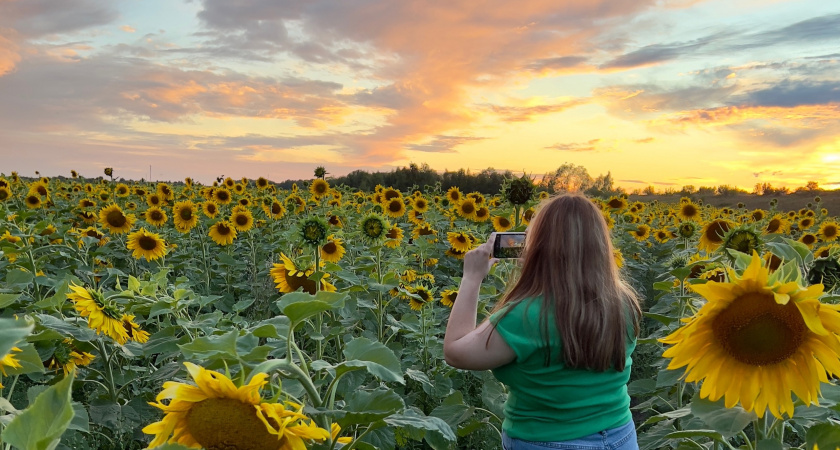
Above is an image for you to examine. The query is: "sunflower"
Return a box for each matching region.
[99,204,136,234]
[698,219,733,253]
[360,214,389,242]
[286,195,305,214]
[144,206,168,227]
[172,201,198,233]
[660,252,840,419]
[67,284,129,344]
[454,198,477,221]
[256,177,269,190]
[629,224,651,242]
[127,228,167,261]
[474,206,490,222]
[764,214,790,234]
[440,289,458,308]
[407,209,424,225]
[678,222,697,239]
[121,314,150,343]
[800,233,818,249]
[678,202,701,221]
[300,217,329,246]
[76,226,109,247]
[613,249,625,268]
[202,201,220,219]
[47,339,95,375]
[490,215,512,232]
[309,179,330,199]
[818,221,839,242]
[448,231,475,252]
[0,186,11,202]
[230,209,255,233]
[143,362,331,449]
[445,247,468,259]
[408,285,434,311]
[721,225,762,258]
[270,253,336,294]
[653,228,672,244]
[522,207,535,225]
[327,214,342,227]
[606,196,627,210]
[750,209,765,222]
[214,188,233,205]
[378,198,404,219]
[261,200,285,220]
[320,236,346,263]
[209,221,237,246]
[384,225,404,249]
[412,196,430,213]
[146,193,164,207]
[0,347,23,387]
[24,194,41,209]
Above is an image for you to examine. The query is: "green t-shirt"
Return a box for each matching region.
[489,297,635,442]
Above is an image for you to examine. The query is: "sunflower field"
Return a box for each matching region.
[2,173,840,450]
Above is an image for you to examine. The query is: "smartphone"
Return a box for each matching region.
[493,232,526,259]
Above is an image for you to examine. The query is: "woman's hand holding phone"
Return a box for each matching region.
[463,232,499,281]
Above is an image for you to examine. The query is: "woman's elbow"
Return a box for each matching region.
[443,342,465,368]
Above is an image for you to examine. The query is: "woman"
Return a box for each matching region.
[443,193,642,450]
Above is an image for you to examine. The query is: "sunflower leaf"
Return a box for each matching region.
[806,423,840,450]
[383,407,457,450]
[277,291,348,329]
[690,393,755,438]
[0,317,33,360]
[335,337,404,384]
[3,372,75,450]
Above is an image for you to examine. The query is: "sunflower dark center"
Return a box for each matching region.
[705,221,730,243]
[236,215,249,226]
[476,208,488,218]
[27,195,39,205]
[823,225,838,239]
[217,191,229,201]
[323,242,337,253]
[608,199,624,208]
[498,217,510,227]
[802,234,816,245]
[150,211,164,221]
[461,202,475,214]
[416,200,427,209]
[217,223,231,235]
[106,210,127,227]
[384,190,400,200]
[712,292,806,366]
[386,228,399,239]
[456,235,467,244]
[682,205,697,217]
[180,208,193,220]
[138,235,158,251]
[417,226,434,236]
[207,204,217,214]
[150,196,160,205]
[272,203,283,215]
[389,201,402,212]
[185,398,278,450]
[0,190,8,201]
[766,219,782,233]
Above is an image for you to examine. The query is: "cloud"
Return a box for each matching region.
[600,38,711,70]
[481,98,588,122]
[0,0,117,38]
[121,25,136,33]
[545,139,601,152]
[634,137,655,143]
[0,33,21,76]
[743,80,840,108]
[618,179,646,184]
[525,55,589,73]
[405,135,486,153]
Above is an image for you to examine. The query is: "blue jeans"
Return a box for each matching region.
[501,420,638,450]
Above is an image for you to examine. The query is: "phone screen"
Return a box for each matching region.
[493,232,526,258]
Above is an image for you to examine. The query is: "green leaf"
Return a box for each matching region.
[656,366,685,388]
[665,430,728,445]
[628,379,657,396]
[178,330,239,360]
[383,408,457,450]
[807,423,840,450]
[430,392,474,430]
[335,388,405,427]
[67,402,90,433]
[277,291,348,329]
[3,343,45,376]
[334,337,404,384]
[0,293,22,308]
[756,439,783,450]
[7,269,34,288]
[690,392,755,438]
[3,372,76,450]
[0,317,33,359]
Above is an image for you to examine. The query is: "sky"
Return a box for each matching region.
[1,0,839,191]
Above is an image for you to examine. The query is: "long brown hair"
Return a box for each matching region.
[490,193,642,371]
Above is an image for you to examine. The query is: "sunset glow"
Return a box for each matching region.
[1,0,839,190]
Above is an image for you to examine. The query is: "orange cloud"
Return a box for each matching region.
[647,104,840,130]
[0,32,21,76]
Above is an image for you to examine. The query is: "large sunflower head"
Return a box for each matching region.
[360,213,389,243]
[67,284,128,344]
[172,200,198,233]
[455,198,478,220]
[412,196,430,213]
[99,204,136,234]
[209,220,237,246]
[678,201,701,221]
[144,206,168,227]
[660,251,840,419]
[230,209,255,232]
[270,253,336,294]
[300,216,329,246]
[127,228,167,261]
[143,362,330,449]
[818,221,839,242]
[698,219,733,253]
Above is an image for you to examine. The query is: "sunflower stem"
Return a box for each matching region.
[739,430,754,450]
[96,339,119,402]
[341,424,376,450]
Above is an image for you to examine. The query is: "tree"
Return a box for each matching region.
[542,163,593,193]
[314,166,327,179]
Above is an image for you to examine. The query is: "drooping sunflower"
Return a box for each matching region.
[492,215,513,232]
[448,231,475,252]
[320,236,346,263]
[384,198,406,218]
[818,221,839,242]
[99,204,136,234]
[230,209,255,233]
[127,228,167,261]
[384,225,404,249]
[698,219,733,253]
[144,206,168,227]
[143,362,331,449]
[360,213,389,243]
[209,221,237,246]
[46,339,95,375]
[660,251,840,419]
[440,289,458,308]
[214,188,233,205]
[67,284,129,344]
[270,253,336,294]
[408,285,434,311]
[172,201,198,233]
[121,314,150,343]
[309,179,330,199]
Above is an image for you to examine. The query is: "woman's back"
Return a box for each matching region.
[490,297,635,442]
